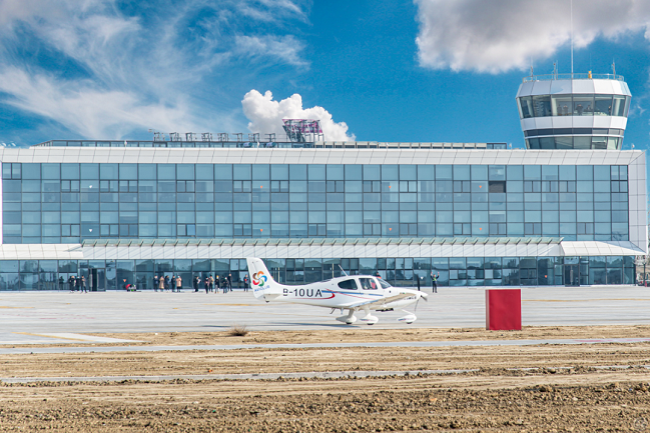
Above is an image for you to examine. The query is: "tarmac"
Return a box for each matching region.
[0,285,649,347]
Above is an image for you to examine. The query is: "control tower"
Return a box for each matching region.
[516,73,631,150]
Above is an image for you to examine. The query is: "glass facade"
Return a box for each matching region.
[2,163,629,244]
[0,256,635,291]
[518,94,630,119]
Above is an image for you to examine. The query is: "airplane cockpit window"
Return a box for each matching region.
[378,279,392,289]
[359,278,378,290]
[337,279,358,290]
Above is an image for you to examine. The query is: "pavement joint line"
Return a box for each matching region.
[1,337,650,355]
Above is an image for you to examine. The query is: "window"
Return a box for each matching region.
[337,279,358,290]
[358,278,378,290]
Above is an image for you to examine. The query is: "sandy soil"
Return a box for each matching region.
[3,326,650,431]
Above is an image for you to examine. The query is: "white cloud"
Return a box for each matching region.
[0,0,311,143]
[242,90,355,141]
[414,0,650,73]
[234,35,308,67]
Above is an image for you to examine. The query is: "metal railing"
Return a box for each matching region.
[523,73,624,83]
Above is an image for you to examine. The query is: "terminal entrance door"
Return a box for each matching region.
[564,265,580,286]
[89,268,106,292]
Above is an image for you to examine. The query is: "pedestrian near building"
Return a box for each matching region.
[176,275,182,292]
[215,275,220,293]
[75,276,81,292]
[227,274,233,292]
[193,276,200,292]
[81,276,88,293]
[68,275,75,292]
[153,275,159,292]
[430,271,439,293]
[243,274,249,291]
[164,275,170,291]
[204,276,210,294]
[58,276,64,291]
[158,276,165,292]
[209,275,215,293]
[171,275,177,293]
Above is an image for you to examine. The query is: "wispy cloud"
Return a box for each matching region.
[414,0,650,73]
[0,0,312,144]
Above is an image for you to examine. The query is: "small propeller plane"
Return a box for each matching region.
[246,257,427,325]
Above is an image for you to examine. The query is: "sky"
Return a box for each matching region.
[0,0,650,150]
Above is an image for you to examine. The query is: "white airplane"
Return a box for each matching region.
[246,257,428,325]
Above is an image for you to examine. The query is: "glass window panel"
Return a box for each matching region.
[61,163,80,180]
[289,164,307,180]
[555,136,573,149]
[551,95,572,116]
[506,165,523,181]
[252,164,269,180]
[533,95,552,117]
[100,164,118,180]
[418,165,434,180]
[233,165,251,180]
[594,95,613,116]
[572,94,594,116]
[613,95,626,117]
[436,165,452,180]
[524,165,541,180]
[453,165,470,180]
[326,165,344,180]
[119,164,137,180]
[42,164,60,179]
[519,96,533,118]
[309,165,325,180]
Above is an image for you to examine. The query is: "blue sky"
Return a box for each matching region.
[0,0,649,150]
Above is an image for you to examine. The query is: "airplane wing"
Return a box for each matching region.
[346,292,419,310]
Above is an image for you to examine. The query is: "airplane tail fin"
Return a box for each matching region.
[246,258,283,301]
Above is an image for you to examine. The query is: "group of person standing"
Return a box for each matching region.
[191,274,244,293]
[67,275,88,293]
[153,275,183,292]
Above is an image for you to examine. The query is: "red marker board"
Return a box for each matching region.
[485,289,521,331]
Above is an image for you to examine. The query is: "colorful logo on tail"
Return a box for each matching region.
[252,271,267,287]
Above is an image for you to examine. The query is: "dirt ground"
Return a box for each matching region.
[3,326,650,432]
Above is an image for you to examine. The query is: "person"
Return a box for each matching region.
[193,275,200,292]
[204,275,210,294]
[171,275,177,293]
[215,275,221,293]
[158,275,165,292]
[58,276,64,291]
[430,271,440,293]
[243,274,249,291]
[226,274,233,293]
[75,276,81,292]
[164,275,170,291]
[123,278,128,291]
[576,103,583,116]
[416,276,421,291]
[209,274,215,293]
[81,276,88,293]
[68,275,75,292]
[176,275,182,292]
[153,275,159,292]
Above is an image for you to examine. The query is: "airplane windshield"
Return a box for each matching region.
[378,279,392,289]
[359,278,378,290]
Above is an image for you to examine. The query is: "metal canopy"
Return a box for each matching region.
[81,237,564,248]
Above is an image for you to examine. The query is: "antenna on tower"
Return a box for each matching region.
[612,60,616,79]
[570,0,574,77]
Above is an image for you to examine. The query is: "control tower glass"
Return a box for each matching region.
[516,73,631,150]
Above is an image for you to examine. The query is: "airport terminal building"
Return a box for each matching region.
[0,73,646,290]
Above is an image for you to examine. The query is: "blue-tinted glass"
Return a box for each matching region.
[81,164,99,179]
[41,164,60,179]
[252,164,269,180]
[593,166,609,180]
[136,164,155,179]
[470,165,487,180]
[454,165,470,180]
[289,164,306,180]
[381,165,398,180]
[233,165,251,180]
[489,165,506,180]
[345,165,362,180]
[309,165,325,180]
[506,165,523,180]
[22,164,40,180]
[214,164,232,180]
[576,166,593,180]
[524,165,541,180]
[271,165,288,180]
[363,165,380,180]
[559,166,576,180]
[399,165,416,181]
[176,164,194,180]
[541,165,558,180]
[418,165,434,180]
[195,165,213,180]
[436,165,452,180]
[61,164,80,180]
[101,164,118,180]
[119,164,137,180]
[327,165,344,180]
